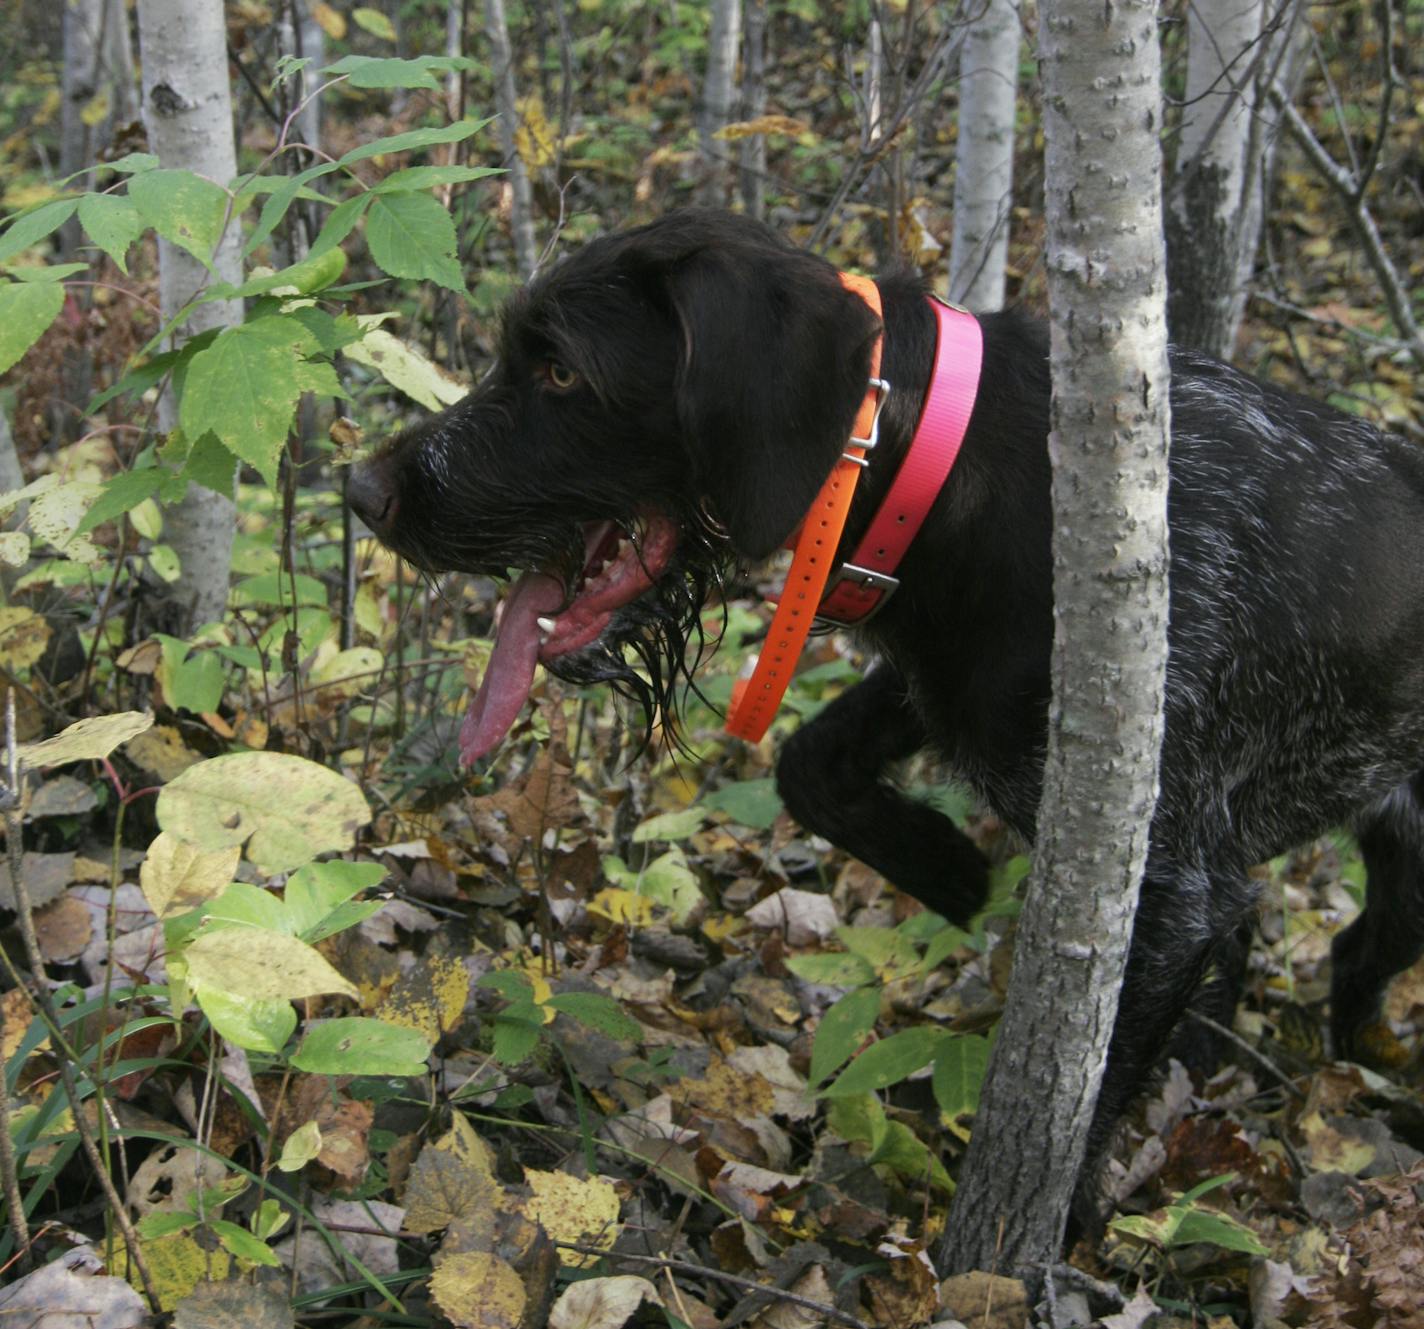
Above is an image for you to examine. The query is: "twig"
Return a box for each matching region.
[557,1242,871,1329]
[1185,1008,1306,1099]
[0,693,161,1311]
[1268,82,1424,369]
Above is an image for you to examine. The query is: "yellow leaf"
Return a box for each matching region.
[311,1,347,39]
[515,96,556,171]
[80,89,110,127]
[589,887,656,927]
[16,710,154,769]
[126,723,203,782]
[184,926,357,1002]
[140,831,240,919]
[714,114,812,141]
[0,607,51,669]
[430,1250,527,1329]
[524,1169,620,1268]
[375,952,470,1041]
[110,1231,231,1312]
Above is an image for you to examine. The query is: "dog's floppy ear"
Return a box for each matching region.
[664,246,881,560]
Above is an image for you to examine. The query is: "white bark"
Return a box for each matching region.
[485,0,538,279]
[104,0,140,126]
[948,0,1020,311]
[137,0,242,633]
[940,0,1171,1278]
[60,0,104,256]
[696,0,741,206]
[1166,0,1306,356]
[738,0,767,219]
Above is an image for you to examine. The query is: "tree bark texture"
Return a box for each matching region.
[1166,0,1305,357]
[940,0,1171,1278]
[738,0,767,219]
[948,0,1020,311]
[696,0,742,206]
[485,0,539,278]
[137,0,243,633]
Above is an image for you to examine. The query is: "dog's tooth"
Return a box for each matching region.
[536,616,557,635]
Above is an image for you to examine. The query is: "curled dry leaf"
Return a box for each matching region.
[548,1275,663,1329]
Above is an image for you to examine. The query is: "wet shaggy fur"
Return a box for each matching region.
[350,210,1424,1218]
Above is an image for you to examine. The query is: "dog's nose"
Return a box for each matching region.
[347,456,398,537]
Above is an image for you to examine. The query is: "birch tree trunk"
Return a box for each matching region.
[60,0,103,258]
[738,0,767,220]
[696,0,741,206]
[1165,0,1305,356]
[137,0,242,633]
[486,0,538,279]
[948,0,1020,311]
[939,0,1171,1279]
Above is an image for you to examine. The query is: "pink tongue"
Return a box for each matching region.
[459,571,565,765]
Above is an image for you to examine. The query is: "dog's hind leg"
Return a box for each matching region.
[1331,772,1424,1062]
[775,663,990,924]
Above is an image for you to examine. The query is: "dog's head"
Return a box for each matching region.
[349,210,880,761]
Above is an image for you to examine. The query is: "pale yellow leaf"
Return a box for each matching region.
[183,926,357,1002]
[0,606,51,669]
[140,831,240,919]
[16,711,154,769]
[549,1275,663,1329]
[345,325,467,410]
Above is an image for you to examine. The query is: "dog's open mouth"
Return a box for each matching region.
[459,513,679,764]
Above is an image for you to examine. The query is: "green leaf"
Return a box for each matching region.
[632,806,705,843]
[866,1118,955,1192]
[179,318,319,483]
[156,634,227,713]
[809,986,880,1087]
[103,152,160,175]
[931,1035,990,1119]
[74,467,168,537]
[0,197,80,264]
[336,116,492,167]
[322,54,477,92]
[194,985,298,1053]
[179,430,240,496]
[284,861,386,943]
[278,1120,322,1172]
[0,280,65,375]
[835,925,919,977]
[370,164,502,193]
[128,169,230,266]
[243,160,345,258]
[492,1014,542,1066]
[291,1016,431,1075]
[921,922,973,973]
[825,1094,888,1151]
[1170,1207,1267,1255]
[204,881,287,933]
[209,1218,281,1266]
[231,572,330,608]
[783,951,877,988]
[365,191,464,293]
[305,193,372,261]
[77,194,144,273]
[545,992,641,1042]
[155,751,371,873]
[822,1026,950,1098]
[698,778,782,830]
[351,6,397,39]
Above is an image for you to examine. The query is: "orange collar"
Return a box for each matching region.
[725,272,887,742]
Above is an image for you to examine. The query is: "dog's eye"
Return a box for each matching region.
[543,361,579,391]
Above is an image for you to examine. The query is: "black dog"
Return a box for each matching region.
[350,210,1424,1211]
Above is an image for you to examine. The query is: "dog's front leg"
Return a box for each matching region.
[775,663,990,924]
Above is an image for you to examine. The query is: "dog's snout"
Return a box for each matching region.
[348,456,398,536]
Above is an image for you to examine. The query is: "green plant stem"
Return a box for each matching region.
[0,999,30,1271]
[0,695,160,1308]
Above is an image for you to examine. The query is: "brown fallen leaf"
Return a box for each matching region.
[33,892,94,962]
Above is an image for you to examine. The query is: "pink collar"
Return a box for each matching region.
[815,297,983,627]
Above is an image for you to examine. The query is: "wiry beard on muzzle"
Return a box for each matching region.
[540,508,732,755]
